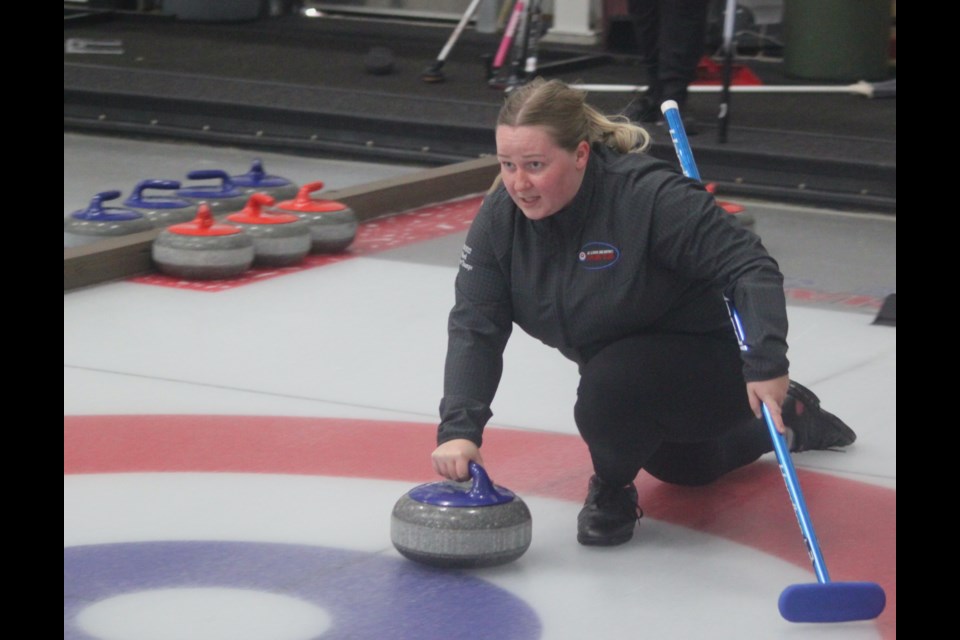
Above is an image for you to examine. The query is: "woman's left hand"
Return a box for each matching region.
[746,375,790,434]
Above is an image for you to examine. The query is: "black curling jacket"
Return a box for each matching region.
[437,144,788,447]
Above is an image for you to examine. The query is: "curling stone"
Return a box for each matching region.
[364,46,396,75]
[225,193,312,267]
[152,204,254,280]
[230,159,300,201]
[176,169,249,215]
[705,183,754,228]
[390,461,532,569]
[64,190,154,248]
[123,179,199,227]
[271,181,358,253]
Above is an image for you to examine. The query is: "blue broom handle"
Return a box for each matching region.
[763,403,831,583]
[661,100,701,181]
[664,106,835,585]
[728,303,832,584]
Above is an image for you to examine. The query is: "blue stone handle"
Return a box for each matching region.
[72,191,141,221]
[467,461,504,502]
[408,461,516,507]
[187,169,234,187]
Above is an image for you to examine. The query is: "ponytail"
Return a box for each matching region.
[498,78,651,154]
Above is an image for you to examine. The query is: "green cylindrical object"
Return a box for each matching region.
[783,0,892,81]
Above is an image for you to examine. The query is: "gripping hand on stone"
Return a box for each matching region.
[432,439,483,481]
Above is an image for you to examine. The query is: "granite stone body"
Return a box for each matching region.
[271,181,358,253]
[151,203,255,280]
[65,190,154,248]
[226,193,312,267]
[390,463,532,568]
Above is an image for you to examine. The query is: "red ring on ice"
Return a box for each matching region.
[64,415,895,638]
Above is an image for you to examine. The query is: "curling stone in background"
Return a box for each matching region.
[705,183,755,228]
[225,193,312,267]
[230,159,300,201]
[152,203,255,280]
[64,190,154,248]
[364,46,396,75]
[391,462,532,569]
[176,169,249,215]
[271,181,358,253]
[123,179,199,228]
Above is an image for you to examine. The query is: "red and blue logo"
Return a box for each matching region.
[577,242,620,270]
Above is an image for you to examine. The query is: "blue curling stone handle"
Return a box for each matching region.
[71,191,143,221]
[125,179,194,210]
[232,159,292,188]
[177,170,244,198]
[408,461,517,507]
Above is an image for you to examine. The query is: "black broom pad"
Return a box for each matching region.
[872,293,896,326]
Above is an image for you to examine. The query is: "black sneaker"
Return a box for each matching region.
[577,475,643,546]
[783,381,857,452]
[622,97,700,136]
[622,96,659,123]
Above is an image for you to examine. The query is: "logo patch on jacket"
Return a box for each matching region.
[577,242,620,270]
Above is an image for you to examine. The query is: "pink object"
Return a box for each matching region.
[493,1,525,69]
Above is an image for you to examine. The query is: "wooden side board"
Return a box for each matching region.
[64,156,499,292]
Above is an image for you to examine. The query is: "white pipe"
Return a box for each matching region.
[571,81,879,96]
[545,0,598,42]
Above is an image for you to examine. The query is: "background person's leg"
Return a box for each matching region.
[655,0,712,111]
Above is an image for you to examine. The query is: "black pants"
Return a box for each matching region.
[628,0,712,108]
[574,332,772,487]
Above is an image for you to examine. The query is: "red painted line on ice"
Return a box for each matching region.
[785,288,887,310]
[64,414,895,638]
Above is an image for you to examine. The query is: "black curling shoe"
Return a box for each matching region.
[621,96,700,135]
[622,96,659,123]
[784,381,858,452]
[577,475,643,546]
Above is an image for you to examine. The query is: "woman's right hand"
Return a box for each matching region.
[431,439,483,481]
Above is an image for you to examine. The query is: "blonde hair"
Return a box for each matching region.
[497,77,651,154]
